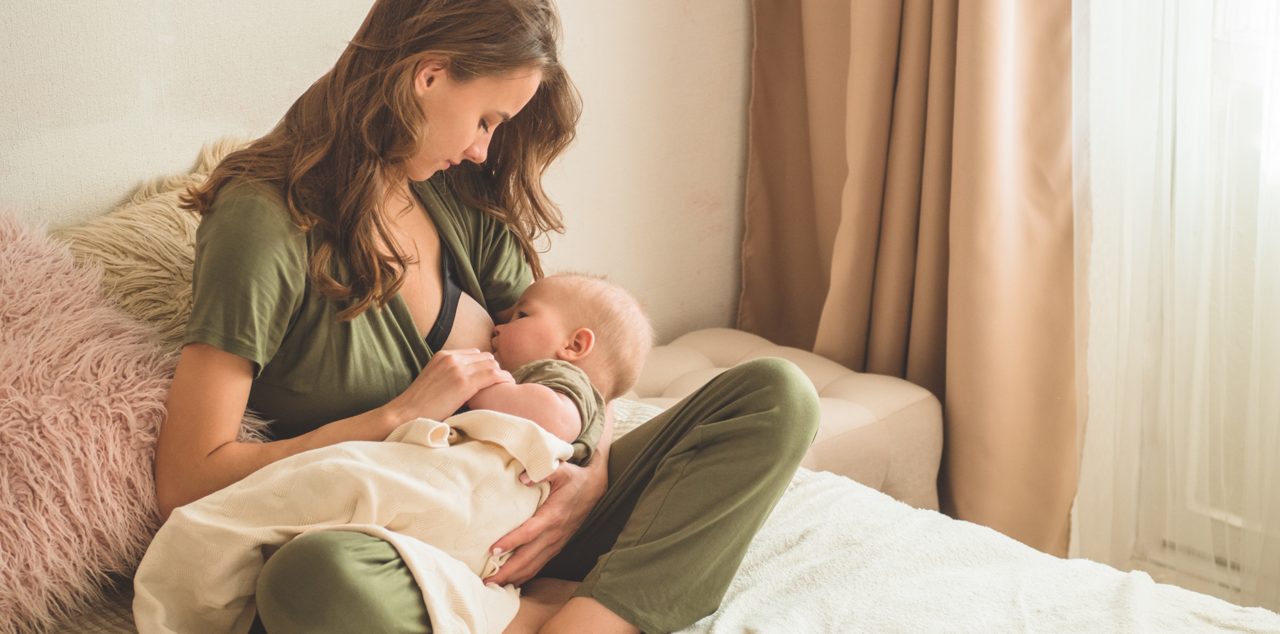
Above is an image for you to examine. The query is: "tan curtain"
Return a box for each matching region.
[739,0,1076,555]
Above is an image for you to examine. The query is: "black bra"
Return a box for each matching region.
[424,240,462,354]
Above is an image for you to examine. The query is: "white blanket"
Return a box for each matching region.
[133,410,572,634]
[680,468,1280,633]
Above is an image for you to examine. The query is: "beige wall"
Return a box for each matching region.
[0,1,750,343]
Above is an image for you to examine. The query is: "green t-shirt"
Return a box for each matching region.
[186,175,532,440]
[510,359,605,465]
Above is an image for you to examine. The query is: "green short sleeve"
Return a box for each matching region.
[185,183,308,377]
[470,210,532,316]
[413,176,532,317]
[512,359,605,465]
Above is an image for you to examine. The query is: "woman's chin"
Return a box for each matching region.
[407,168,439,182]
[405,160,449,182]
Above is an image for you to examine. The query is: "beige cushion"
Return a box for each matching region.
[624,328,942,509]
[52,137,250,352]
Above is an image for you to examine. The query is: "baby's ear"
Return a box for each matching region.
[558,327,595,361]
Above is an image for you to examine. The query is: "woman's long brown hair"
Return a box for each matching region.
[181,0,581,320]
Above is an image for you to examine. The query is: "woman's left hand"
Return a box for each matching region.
[484,457,607,586]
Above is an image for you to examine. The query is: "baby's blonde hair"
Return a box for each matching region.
[541,273,653,400]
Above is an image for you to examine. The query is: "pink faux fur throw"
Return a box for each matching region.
[0,215,177,633]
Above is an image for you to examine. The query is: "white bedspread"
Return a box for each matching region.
[682,468,1280,633]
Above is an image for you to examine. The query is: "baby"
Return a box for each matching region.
[466,272,655,464]
[134,273,653,634]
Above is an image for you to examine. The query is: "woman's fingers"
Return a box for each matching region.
[422,349,507,389]
[437,350,507,377]
[486,524,564,587]
[428,348,490,369]
[481,525,537,586]
[429,348,503,367]
[392,348,506,420]
[490,515,547,561]
[487,537,551,586]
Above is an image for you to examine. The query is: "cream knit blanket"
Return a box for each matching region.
[132,410,573,634]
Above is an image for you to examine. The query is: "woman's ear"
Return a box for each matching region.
[558,328,595,362]
[415,59,449,94]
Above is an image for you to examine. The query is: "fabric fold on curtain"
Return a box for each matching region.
[740,0,1075,555]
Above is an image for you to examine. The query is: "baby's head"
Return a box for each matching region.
[490,273,653,401]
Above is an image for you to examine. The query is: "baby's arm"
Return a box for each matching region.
[466,383,582,444]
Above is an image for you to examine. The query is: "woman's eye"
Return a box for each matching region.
[480,119,491,133]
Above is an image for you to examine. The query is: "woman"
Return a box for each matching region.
[154,0,819,631]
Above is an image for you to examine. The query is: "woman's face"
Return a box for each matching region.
[408,62,543,181]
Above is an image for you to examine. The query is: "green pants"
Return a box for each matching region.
[254,357,819,633]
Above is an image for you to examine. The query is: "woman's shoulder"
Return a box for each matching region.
[206,179,299,230]
[196,179,308,268]
[202,180,306,245]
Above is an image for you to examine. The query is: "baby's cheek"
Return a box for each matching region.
[498,348,531,372]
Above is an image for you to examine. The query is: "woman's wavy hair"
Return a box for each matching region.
[181,0,581,320]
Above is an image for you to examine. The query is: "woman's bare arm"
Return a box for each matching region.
[155,342,510,519]
[154,344,403,518]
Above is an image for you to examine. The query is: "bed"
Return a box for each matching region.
[46,396,1280,632]
[5,140,1277,632]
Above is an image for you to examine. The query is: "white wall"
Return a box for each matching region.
[0,3,374,225]
[0,1,751,343]
[546,2,751,342]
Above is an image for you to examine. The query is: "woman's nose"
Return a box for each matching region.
[463,133,491,164]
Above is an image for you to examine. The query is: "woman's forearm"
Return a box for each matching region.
[158,345,511,520]
[157,403,402,519]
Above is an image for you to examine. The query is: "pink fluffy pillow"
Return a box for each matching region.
[1,216,180,632]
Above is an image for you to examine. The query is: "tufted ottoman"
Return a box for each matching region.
[624,328,943,510]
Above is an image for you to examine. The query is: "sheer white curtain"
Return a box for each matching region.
[1073,0,1280,611]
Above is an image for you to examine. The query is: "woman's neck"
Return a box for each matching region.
[380,178,419,222]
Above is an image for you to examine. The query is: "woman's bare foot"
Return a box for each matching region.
[502,578,580,634]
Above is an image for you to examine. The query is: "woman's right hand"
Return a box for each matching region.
[383,348,514,430]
